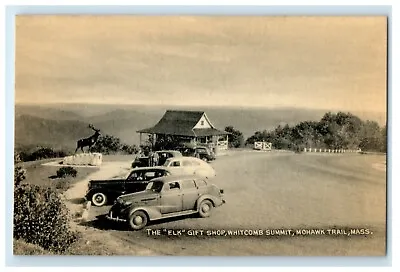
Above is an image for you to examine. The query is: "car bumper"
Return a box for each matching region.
[215,198,226,207]
[106,211,127,222]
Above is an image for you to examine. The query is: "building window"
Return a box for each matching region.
[200,121,204,126]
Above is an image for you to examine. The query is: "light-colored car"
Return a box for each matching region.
[162,156,216,178]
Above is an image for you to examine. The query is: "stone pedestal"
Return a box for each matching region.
[63,153,102,166]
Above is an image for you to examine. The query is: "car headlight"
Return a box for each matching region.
[117,198,132,206]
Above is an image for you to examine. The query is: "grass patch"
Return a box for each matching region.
[14,235,123,256]
[20,159,98,193]
[14,239,53,255]
[101,154,134,162]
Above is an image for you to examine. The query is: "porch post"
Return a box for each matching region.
[139,133,142,146]
[152,134,157,149]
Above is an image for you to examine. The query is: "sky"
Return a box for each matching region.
[15,16,387,113]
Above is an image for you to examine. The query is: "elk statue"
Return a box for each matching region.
[75,124,101,153]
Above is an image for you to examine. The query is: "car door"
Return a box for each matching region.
[181,159,195,175]
[124,170,148,193]
[181,179,199,211]
[167,159,186,175]
[160,181,183,214]
[102,180,126,200]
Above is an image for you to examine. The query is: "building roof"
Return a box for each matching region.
[137,110,230,137]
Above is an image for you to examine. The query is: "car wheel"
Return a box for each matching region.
[91,192,107,207]
[202,157,208,162]
[198,199,213,218]
[129,211,148,230]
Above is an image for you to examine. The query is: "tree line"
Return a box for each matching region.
[16,134,139,162]
[244,112,386,152]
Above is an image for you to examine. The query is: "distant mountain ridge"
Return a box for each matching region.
[15,114,93,150]
[15,104,83,121]
[14,103,386,150]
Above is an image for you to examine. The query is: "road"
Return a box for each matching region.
[86,151,387,256]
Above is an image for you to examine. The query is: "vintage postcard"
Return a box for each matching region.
[14,16,387,256]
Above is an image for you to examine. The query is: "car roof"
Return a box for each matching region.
[150,174,208,183]
[164,156,209,165]
[156,150,182,154]
[131,166,170,171]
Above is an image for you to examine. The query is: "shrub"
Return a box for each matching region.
[90,134,121,154]
[56,166,77,178]
[17,147,68,162]
[225,126,244,148]
[120,143,139,154]
[13,184,78,253]
[90,134,139,154]
[14,153,26,187]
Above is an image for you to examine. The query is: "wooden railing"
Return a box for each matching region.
[217,140,228,150]
[254,142,272,151]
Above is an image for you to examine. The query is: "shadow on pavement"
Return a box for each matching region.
[80,213,199,231]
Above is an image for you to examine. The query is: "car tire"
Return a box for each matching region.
[129,211,148,230]
[198,199,213,218]
[202,157,208,162]
[91,192,107,207]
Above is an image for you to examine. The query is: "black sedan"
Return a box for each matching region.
[85,167,171,207]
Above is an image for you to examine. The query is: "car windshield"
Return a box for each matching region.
[146,181,164,192]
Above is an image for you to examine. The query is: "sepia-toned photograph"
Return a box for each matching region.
[13,15,387,256]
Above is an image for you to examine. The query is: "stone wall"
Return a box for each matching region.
[62,153,102,166]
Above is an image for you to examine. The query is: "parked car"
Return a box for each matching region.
[179,146,216,162]
[106,175,226,230]
[85,167,171,207]
[162,156,216,178]
[131,150,182,168]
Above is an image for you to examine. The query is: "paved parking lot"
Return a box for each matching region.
[82,151,386,256]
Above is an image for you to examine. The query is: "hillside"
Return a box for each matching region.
[15,104,83,121]
[15,115,94,150]
[14,103,387,149]
[87,109,163,145]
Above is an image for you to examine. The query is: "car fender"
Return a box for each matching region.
[196,194,219,209]
[86,188,104,199]
[128,206,162,221]
[86,188,127,202]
